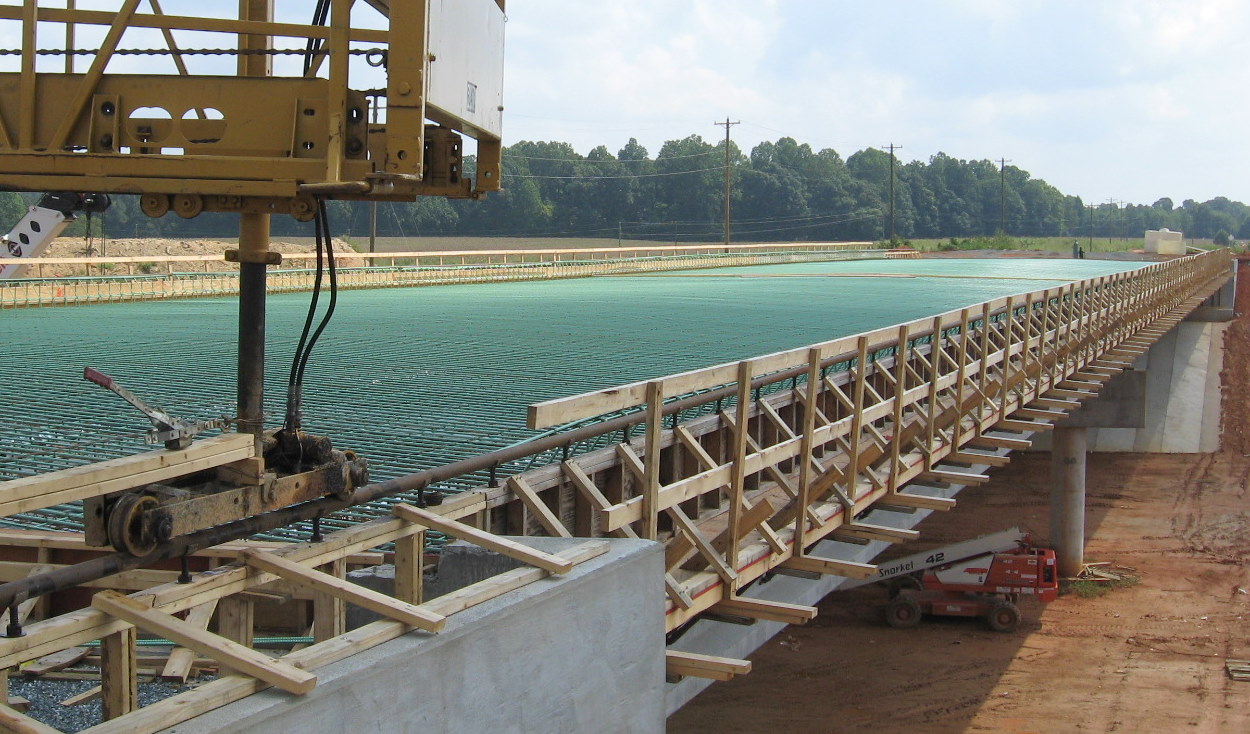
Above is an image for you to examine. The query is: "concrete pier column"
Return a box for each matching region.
[1050,426,1088,578]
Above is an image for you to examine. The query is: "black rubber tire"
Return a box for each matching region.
[886,574,924,599]
[986,600,1021,633]
[885,596,923,629]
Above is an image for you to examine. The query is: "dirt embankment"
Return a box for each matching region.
[670,261,1250,734]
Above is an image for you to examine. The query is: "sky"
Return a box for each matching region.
[0,1,1244,208]
[502,0,1250,207]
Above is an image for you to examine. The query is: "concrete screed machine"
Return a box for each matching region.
[844,528,1059,633]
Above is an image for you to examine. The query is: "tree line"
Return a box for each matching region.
[4,135,1248,244]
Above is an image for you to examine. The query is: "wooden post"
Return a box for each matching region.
[100,626,137,720]
[848,337,869,496]
[394,530,425,606]
[889,324,909,490]
[217,595,254,648]
[794,347,822,551]
[726,361,752,583]
[642,380,664,540]
[313,558,346,642]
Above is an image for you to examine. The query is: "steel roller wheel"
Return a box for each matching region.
[107,493,159,557]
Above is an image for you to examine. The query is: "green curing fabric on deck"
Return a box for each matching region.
[0,257,1141,531]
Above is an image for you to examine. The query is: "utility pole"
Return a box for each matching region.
[998,157,1011,235]
[1106,198,1119,246]
[885,143,901,241]
[1088,203,1094,253]
[716,118,739,251]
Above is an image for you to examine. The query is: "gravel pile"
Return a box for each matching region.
[9,674,213,733]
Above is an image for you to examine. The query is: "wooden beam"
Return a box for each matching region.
[665,506,736,585]
[884,492,956,511]
[1013,407,1068,421]
[921,469,990,486]
[833,522,920,544]
[100,626,137,720]
[969,434,1031,450]
[506,476,571,538]
[0,434,254,517]
[665,650,751,681]
[711,597,817,625]
[91,591,317,696]
[23,647,90,676]
[393,530,425,606]
[161,600,217,682]
[60,685,102,707]
[782,555,877,580]
[1030,396,1081,410]
[947,451,1010,468]
[392,503,573,575]
[996,419,1054,433]
[242,550,445,633]
[665,573,694,610]
[0,706,63,734]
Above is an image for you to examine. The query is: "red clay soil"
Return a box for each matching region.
[669,262,1250,734]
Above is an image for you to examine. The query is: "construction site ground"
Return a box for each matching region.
[670,265,1250,733]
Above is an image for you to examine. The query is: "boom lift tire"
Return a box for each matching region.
[985,600,1020,633]
[885,596,922,629]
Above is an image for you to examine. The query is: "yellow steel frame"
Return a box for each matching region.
[0,1,503,206]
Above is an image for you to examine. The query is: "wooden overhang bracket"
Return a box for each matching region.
[665,649,752,682]
[834,522,920,544]
[241,550,445,633]
[391,503,574,575]
[710,597,818,625]
[90,590,317,696]
[782,554,877,580]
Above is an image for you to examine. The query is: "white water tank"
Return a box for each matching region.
[1145,228,1184,255]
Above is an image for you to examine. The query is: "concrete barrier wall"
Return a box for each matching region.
[164,538,665,734]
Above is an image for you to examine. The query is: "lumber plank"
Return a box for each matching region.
[782,555,877,580]
[100,626,137,720]
[833,522,920,543]
[665,574,695,610]
[969,433,1031,450]
[22,646,89,676]
[506,476,571,538]
[1030,396,1081,409]
[242,550,445,633]
[160,600,218,682]
[0,434,254,517]
[947,451,1011,468]
[0,706,62,734]
[666,506,736,585]
[392,503,573,574]
[60,685,101,707]
[921,469,990,486]
[1013,407,1068,420]
[90,591,317,696]
[711,597,817,625]
[883,492,956,511]
[665,650,751,681]
[996,419,1055,433]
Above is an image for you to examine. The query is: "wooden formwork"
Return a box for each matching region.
[0,249,1233,732]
